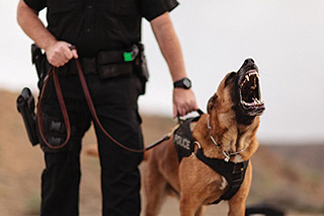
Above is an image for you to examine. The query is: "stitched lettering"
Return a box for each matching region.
[174,134,191,150]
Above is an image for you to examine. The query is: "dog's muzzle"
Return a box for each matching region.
[238,58,265,116]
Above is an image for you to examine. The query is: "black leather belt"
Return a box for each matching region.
[69,49,127,75]
[59,48,137,76]
[80,57,97,75]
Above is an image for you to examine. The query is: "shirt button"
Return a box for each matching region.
[88,5,93,9]
[86,28,91,32]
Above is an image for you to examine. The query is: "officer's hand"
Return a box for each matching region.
[45,41,78,67]
[173,88,198,118]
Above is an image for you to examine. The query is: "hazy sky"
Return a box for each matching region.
[1,0,324,143]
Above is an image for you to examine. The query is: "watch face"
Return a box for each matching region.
[183,79,191,88]
[174,78,192,89]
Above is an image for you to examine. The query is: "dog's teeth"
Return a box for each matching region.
[241,79,246,87]
[252,98,264,105]
[242,100,250,106]
[242,98,264,107]
[254,98,260,104]
[245,75,249,82]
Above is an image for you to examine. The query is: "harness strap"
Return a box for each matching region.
[195,148,249,204]
[174,114,202,161]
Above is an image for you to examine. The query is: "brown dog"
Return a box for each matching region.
[143,58,265,216]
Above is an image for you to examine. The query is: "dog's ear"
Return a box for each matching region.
[224,72,236,87]
[207,93,218,114]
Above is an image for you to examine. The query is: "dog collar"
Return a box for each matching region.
[207,116,248,162]
[222,147,248,162]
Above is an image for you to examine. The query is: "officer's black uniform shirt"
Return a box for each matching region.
[24,0,179,57]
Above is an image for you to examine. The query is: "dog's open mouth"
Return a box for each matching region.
[239,69,265,116]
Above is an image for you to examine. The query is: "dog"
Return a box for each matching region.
[143,58,265,216]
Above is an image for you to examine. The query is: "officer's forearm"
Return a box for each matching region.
[151,12,187,82]
[17,0,57,50]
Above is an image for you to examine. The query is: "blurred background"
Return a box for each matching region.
[0,0,323,215]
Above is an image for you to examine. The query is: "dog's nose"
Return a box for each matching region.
[243,58,255,67]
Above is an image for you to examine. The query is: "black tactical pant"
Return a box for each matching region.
[38,72,144,216]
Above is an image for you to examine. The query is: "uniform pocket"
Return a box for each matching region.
[38,112,67,152]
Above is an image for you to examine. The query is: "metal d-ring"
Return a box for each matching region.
[191,141,202,156]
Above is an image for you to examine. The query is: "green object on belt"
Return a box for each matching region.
[123,52,133,62]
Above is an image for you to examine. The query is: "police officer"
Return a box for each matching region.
[17,0,198,215]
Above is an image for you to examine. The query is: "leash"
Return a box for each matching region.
[37,51,184,152]
[75,59,167,153]
[37,66,71,149]
[145,124,180,151]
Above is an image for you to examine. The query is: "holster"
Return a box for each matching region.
[17,87,39,146]
[133,43,149,94]
[17,44,46,146]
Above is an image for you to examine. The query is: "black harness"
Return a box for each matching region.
[174,115,249,204]
[195,148,249,204]
[174,116,199,161]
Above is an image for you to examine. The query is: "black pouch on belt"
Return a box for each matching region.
[134,43,149,82]
[97,49,134,79]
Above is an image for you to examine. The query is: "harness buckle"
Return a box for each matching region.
[222,150,231,162]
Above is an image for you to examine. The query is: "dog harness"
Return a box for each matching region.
[195,148,249,204]
[174,116,200,161]
[174,116,249,204]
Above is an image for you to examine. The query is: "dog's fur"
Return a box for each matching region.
[143,58,265,216]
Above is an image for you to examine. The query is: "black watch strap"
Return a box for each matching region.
[173,78,192,89]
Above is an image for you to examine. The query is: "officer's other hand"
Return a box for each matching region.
[45,41,79,67]
[173,88,198,118]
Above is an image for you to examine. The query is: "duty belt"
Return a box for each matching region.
[57,45,139,78]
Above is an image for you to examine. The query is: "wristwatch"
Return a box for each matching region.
[173,78,192,89]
